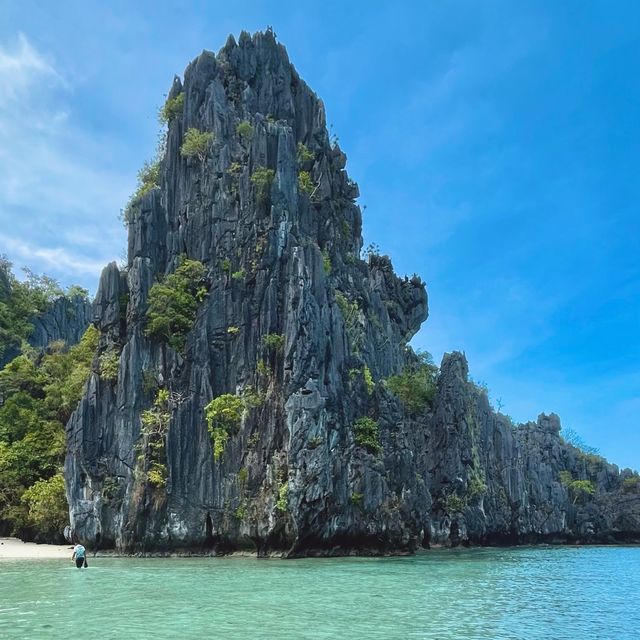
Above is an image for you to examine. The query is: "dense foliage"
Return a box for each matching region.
[205,394,244,461]
[181,128,214,162]
[145,259,207,352]
[205,389,263,461]
[159,92,185,124]
[0,258,87,366]
[296,142,314,166]
[250,167,275,204]
[297,170,315,195]
[353,416,381,454]
[236,120,254,144]
[0,325,98,541]
[385,350,439,413]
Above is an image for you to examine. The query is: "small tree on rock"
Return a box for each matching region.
[181,128,214,164]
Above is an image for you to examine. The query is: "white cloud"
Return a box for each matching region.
[0,32,63,105]
[0,33,128,290]
[0,233,106,276]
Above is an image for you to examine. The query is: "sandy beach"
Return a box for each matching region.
[0,537,73,560]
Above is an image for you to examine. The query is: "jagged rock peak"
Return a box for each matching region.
[64,31,639,555]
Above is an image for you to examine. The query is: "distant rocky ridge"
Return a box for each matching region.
[64,30,640,555]
[0,269,92,369]
[29,295,92,352]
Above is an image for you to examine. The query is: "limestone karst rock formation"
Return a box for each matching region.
[65,30,640,554]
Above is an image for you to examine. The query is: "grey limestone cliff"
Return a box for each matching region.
[65,30,640,554]
[29,294,93,352]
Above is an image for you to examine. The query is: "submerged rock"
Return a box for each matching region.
[65,30,640,554]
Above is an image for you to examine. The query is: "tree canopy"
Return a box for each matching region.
[0,325,98,541]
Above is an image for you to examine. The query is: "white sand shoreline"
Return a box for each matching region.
[0,537,73,560]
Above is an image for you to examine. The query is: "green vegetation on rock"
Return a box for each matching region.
[385,350,438,413]
[559,471,596,504]
[123,159,161,224]
[322,249,332,275]
[0,259,83,364]
[181,128,214,162]
[353,416,381,454]
[159,92,185,124]
[99,348,120,381]
[236,120,254,144]
[363,365,375,395]
[276,481,289,512]
[0,325,98,540]
[262,333,285,353]
[296,142,314,165]
[231,268,245,281]
[298,170,315,195]
[335,291,363,355]
[350,492,363,507]
[145,258,207,352]
[138,389,171,489]
[250,167,275,204]
[205,394,245,461]
[443,492,466,514]
[568,479,596,504]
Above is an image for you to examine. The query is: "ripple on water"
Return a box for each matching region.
[0,546,639,639]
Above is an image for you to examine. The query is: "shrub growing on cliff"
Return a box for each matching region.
[559,470,573,486]
[236,120,254,144]
[443,492,466,514]
[276,482,289,512]
[262,333,285,353]
[350,365,374,395]
[138,389,172,489]
[99,349,120,382]
[385,350,438,413]
[205,394,244,460]
[250,167,275,204]
[363,365,375,395]
[353,417,381,454]
[123,159,161,224]
[145,258,207,352]
[335,291,363,355]
[623,476,640,493]
[568,479,596,504]
[180,128,214,163]
[159,92,185,123]
[296,142,314,166]
[298,170,315,195]
[322,249,332,275]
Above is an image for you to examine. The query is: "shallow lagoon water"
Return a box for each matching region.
[1,546,638,639]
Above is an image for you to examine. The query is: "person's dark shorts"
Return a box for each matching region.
[75,557,87,568]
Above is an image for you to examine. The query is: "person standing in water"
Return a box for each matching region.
[72,543,88,568]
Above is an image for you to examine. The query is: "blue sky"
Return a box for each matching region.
[0,1,638,469]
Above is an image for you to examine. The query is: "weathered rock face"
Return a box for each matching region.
[29,295,93,352]
[65,30,640,554]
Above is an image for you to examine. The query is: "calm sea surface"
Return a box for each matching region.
[1,546,638,639]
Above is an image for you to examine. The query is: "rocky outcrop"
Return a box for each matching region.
[65,30,640,554]
[29,295,92,351]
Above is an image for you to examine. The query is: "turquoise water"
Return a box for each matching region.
[1,546,638,639]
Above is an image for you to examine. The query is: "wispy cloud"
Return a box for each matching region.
[0,32,63,104]
[0,233,106,276]
[0,33,127,290]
